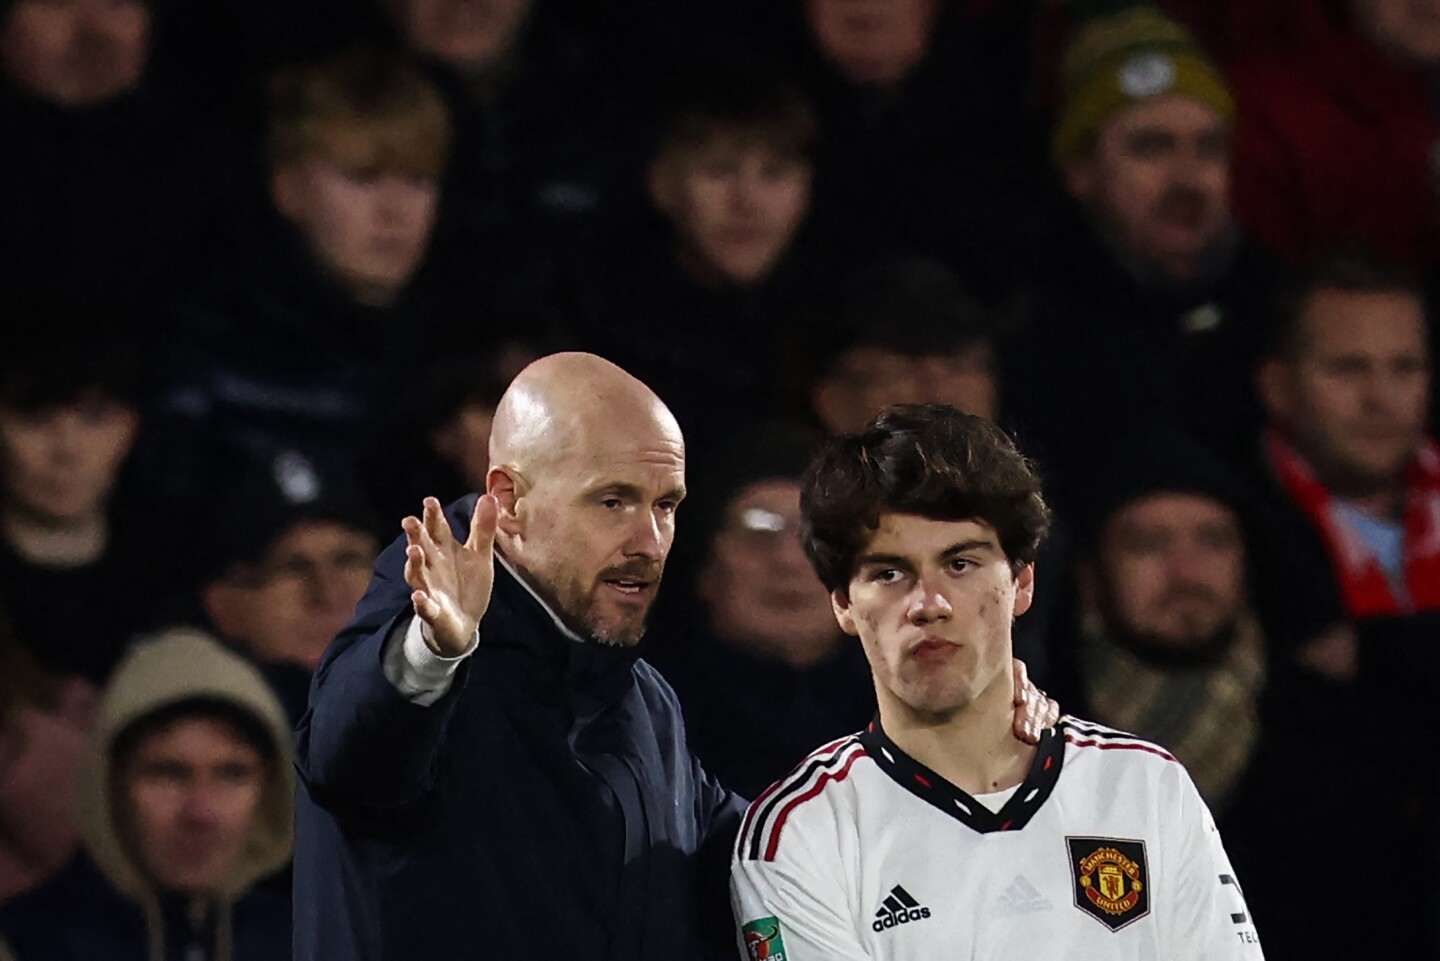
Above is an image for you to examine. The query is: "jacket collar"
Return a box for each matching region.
[491,554,641,706]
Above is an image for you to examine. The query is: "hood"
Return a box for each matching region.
[78,627,295,906]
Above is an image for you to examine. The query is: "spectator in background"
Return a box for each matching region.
[805,258,999,434]
[370,341,541,522]
[790,0,1054,303]
[1254,251,1437,630]
[647,423,874,799]
[575,62,842,447]
[146,51,454,511]
[1,0,148,105]
[1018,420,1431,958]
[1007,5,1278,494]
[1055,432,1266,817]
[1230,248,1440,958]
[199,450,380,722]
[1228,0,1440,266]
[0,620,89,904]
[386,0,625,310]
[0,0,247,319]
[0,313,169,685]
[0,630,294,961]
[1153,0,1301,62]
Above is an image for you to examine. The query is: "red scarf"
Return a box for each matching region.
[1268,430,1440,617]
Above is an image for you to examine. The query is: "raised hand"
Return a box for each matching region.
[1012,658,1059,744]
[401,496,499,656]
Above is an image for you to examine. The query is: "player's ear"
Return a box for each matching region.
[1012,564,1035,618]
[831,587,859,636]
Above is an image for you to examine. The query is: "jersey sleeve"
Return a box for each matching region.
[730,818,869,961]
[1167,770,1266,959]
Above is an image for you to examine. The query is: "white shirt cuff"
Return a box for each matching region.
[382,615,479,706]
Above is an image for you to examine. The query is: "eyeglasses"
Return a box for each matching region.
[725,507,803,545]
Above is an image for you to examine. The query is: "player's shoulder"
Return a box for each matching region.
[1058,717,1212,816]
[1058,715,1179,765]
[734,732,870,865]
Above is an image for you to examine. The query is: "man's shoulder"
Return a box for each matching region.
[734,733,870,866]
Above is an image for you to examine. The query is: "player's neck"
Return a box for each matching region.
[879,674,1036,797]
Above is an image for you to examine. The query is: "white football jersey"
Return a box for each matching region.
[731,716,1264,960]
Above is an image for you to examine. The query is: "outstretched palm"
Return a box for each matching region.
[402,495,499,656]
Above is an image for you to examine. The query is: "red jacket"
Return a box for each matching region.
[1226,0,1440,266]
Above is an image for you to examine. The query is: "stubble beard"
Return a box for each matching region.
[555,574,653,648]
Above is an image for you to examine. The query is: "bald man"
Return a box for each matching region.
[294,354,1050,961]
[294,353,744,961]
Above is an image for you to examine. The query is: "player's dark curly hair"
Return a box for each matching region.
[800,405,1050,593]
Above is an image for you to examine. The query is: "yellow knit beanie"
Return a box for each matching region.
[1052,6,1234,166]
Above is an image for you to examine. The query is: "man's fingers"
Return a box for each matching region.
[404,513,441,560]
[404,543,430,593]
[1012,657,1030,706]
[423,496,453,548]
[465,494,500,552]
[412,589,438,624]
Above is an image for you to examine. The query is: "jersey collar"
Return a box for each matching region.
[858,719,1065,834]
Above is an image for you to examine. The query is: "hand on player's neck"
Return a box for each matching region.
[881,673,1037,797]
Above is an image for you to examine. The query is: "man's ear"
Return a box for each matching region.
[201,581,244,639]
[114,406,141,457]
[1256,358,1291,422]
[1061,155,1094,203]
[271,165,306,222]
[646,153,681,218]
[1012,563,1035,618]
[1075,556,1100,616]
[811,375,850,435]
[486,464,525,536]
[831,587,859,636]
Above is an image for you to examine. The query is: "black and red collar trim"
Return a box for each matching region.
[857,718,1064,834]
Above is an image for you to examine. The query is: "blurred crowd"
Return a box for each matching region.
[0,0,1438,958]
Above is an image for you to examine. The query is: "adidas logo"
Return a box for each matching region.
[872,885,932,932]
[993,875,1053,917]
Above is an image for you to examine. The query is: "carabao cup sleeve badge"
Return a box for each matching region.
[742,915,788,960]
[1066,836,1151,932]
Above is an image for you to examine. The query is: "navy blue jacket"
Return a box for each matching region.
[293,495,745,961]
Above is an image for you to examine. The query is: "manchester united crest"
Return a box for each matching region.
[1066,837,1150,932]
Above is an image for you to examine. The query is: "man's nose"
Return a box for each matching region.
[625,511,666,559]
[374,176,418,222]
[181,782,223,824]
[771,528,811,573]
[307,565,358,610]
[730,166,765,211]
[1166,545,1213,586]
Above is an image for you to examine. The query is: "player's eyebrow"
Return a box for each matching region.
[940,538,1000,559]
[856,552,914,570]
